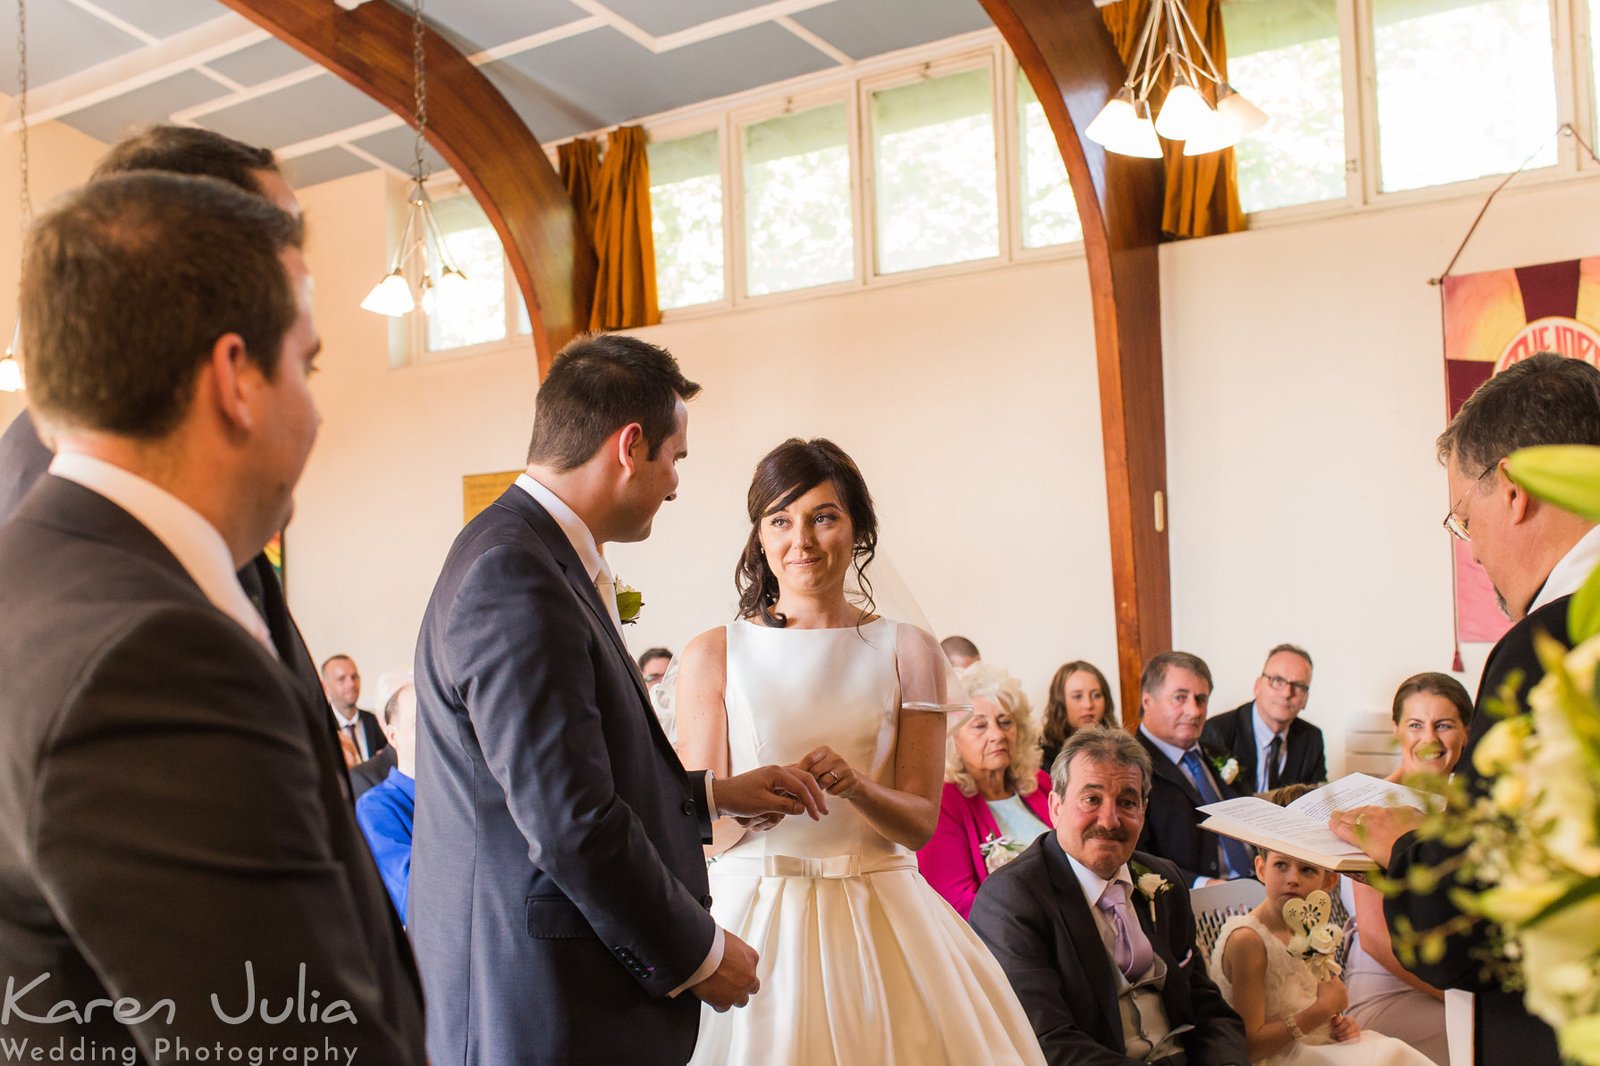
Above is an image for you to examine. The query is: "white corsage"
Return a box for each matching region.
[1210,753,1241,785]
[1283,889,1343,980]
[979,833,1024,873]
[1130,861,1171,924]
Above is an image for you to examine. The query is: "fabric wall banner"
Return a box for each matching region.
[1441,257,1600,644]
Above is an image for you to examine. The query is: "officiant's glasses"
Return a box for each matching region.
[1442,465,1499,542]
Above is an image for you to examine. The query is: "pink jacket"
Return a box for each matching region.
[917,770,1053,919]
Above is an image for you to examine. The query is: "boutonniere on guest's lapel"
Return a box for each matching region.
[614,578,643,625]
[1209,751,1241,785]
[979,833,1025,873]
[1129,861,1171,924]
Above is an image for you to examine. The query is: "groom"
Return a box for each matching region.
[411,334,826,1065]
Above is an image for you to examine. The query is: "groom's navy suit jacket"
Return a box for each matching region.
[970,838,1248,1065]
[411,485,717,1066]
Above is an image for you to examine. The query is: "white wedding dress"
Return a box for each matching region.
[1210,914,1436,1066]
[687,617,1045,1066]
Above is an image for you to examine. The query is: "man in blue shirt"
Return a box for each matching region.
[357,681,417,921]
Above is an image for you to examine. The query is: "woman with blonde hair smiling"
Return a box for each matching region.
[918,661,1051,918]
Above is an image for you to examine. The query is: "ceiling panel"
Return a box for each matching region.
[0,1,143,92]
[285,146,374,189]
[483,23,836,139]
[425,0,587,54]
[85,0,224,39]
[198,74,391,150]
[791,0,994,61]
[61,70,231,145]
[598,0,777,38]
[351,126,449,176]
[205,38,316,88]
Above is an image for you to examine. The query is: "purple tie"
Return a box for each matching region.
[1097,881,1155,981]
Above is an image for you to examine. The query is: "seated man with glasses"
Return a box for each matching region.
[1201,644,1327,792]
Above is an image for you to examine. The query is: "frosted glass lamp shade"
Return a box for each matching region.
[1085,90,1139,149]
[1154,81,1217,142]
[1217,87,1268,135]
[361,271,415,316]
[0,356,21,393]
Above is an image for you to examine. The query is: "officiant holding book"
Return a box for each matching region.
[1330,353,1600,1066]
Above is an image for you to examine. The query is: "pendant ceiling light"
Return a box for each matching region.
[360,0,467,317]
[1086,0,1268,159]
[1,0,29,393]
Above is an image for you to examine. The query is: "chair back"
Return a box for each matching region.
[1190,878,1266,965]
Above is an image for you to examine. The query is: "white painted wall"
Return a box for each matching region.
[10,117,1600,776]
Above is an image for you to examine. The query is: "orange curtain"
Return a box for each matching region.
[558,139,601,246]
[589,126,660,330]
[1101,0,1245,239]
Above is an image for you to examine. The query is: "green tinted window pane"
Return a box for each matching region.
[871,68,999,274]
[648,130,725,309]
[1373,0,1556,191]
[1016,74,1082,248]
[742,103,854,296]
[1221,0,1346,212]
[427,196,506,352]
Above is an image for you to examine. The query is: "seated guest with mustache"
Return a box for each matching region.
[919,662,1051,918]
[971,726,1249,1065]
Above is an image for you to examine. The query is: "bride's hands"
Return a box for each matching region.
[800,747,860,799]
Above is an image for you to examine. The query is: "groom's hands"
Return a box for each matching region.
[691,930,761,1011]
[717,765,828,821]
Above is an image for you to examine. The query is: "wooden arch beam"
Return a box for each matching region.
[980,0,1172,720]
[216,0,595,376]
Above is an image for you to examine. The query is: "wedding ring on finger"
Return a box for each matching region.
[820,770,841,788]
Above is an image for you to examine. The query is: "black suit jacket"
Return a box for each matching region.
[0,409,52,523]
[411,485,716,1066]
[1200,703,1327,790]
[332,707,390,761]
[352,746,400,799]
[1385,594,1568,1065]
[1135,730,1248,885]
[970,838,1248,1066]
[0,477,424,1060]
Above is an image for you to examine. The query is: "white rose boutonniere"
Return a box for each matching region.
[614,578,643,625]
[1130,861,1171,924]
[979,833,1024,873]
[1209,753,1241,785]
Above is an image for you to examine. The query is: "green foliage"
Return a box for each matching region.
[1507,445,1600,520]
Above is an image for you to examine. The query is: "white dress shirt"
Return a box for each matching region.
[1530,521,1600,614]
[1064,852,1177,1059]
[1250,703,1287,792]
[48,453,274,655]
[514,473,723,995]
[331,707,373,760]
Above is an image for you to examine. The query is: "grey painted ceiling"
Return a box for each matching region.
[8,0,994,189]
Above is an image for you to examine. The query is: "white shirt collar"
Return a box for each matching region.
[515,473,606,584]
[48,453,274,655]
[1251,702,1284,740]
[1064,850,1134,911]
[1138,724,1192,766]
[1530,523,1600,614]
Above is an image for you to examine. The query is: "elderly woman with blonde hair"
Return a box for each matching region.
[917,661,1052,919]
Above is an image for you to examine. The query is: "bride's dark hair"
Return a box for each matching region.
[736,438,879,628]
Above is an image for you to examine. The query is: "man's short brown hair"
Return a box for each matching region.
[525,334,701,471]
[22,172,303,439]
[1139,651,1213,698]
[1437,353,1600,475]
[90,124,278,192]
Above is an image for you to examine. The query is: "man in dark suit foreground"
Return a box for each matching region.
[1134,652,1253,887]
[0,174,423,1059]
[0,126,333,754]
[1201,644,1326,791]
[1333,353,1600,1065]
[971,726,1248,1065]
[411,334,826,1065]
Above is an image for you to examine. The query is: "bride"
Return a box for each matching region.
[673,437,1045,1065]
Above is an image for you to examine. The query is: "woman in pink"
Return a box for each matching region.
[918,662,1052,918]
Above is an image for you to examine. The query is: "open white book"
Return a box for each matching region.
[1196,773,1434,873]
